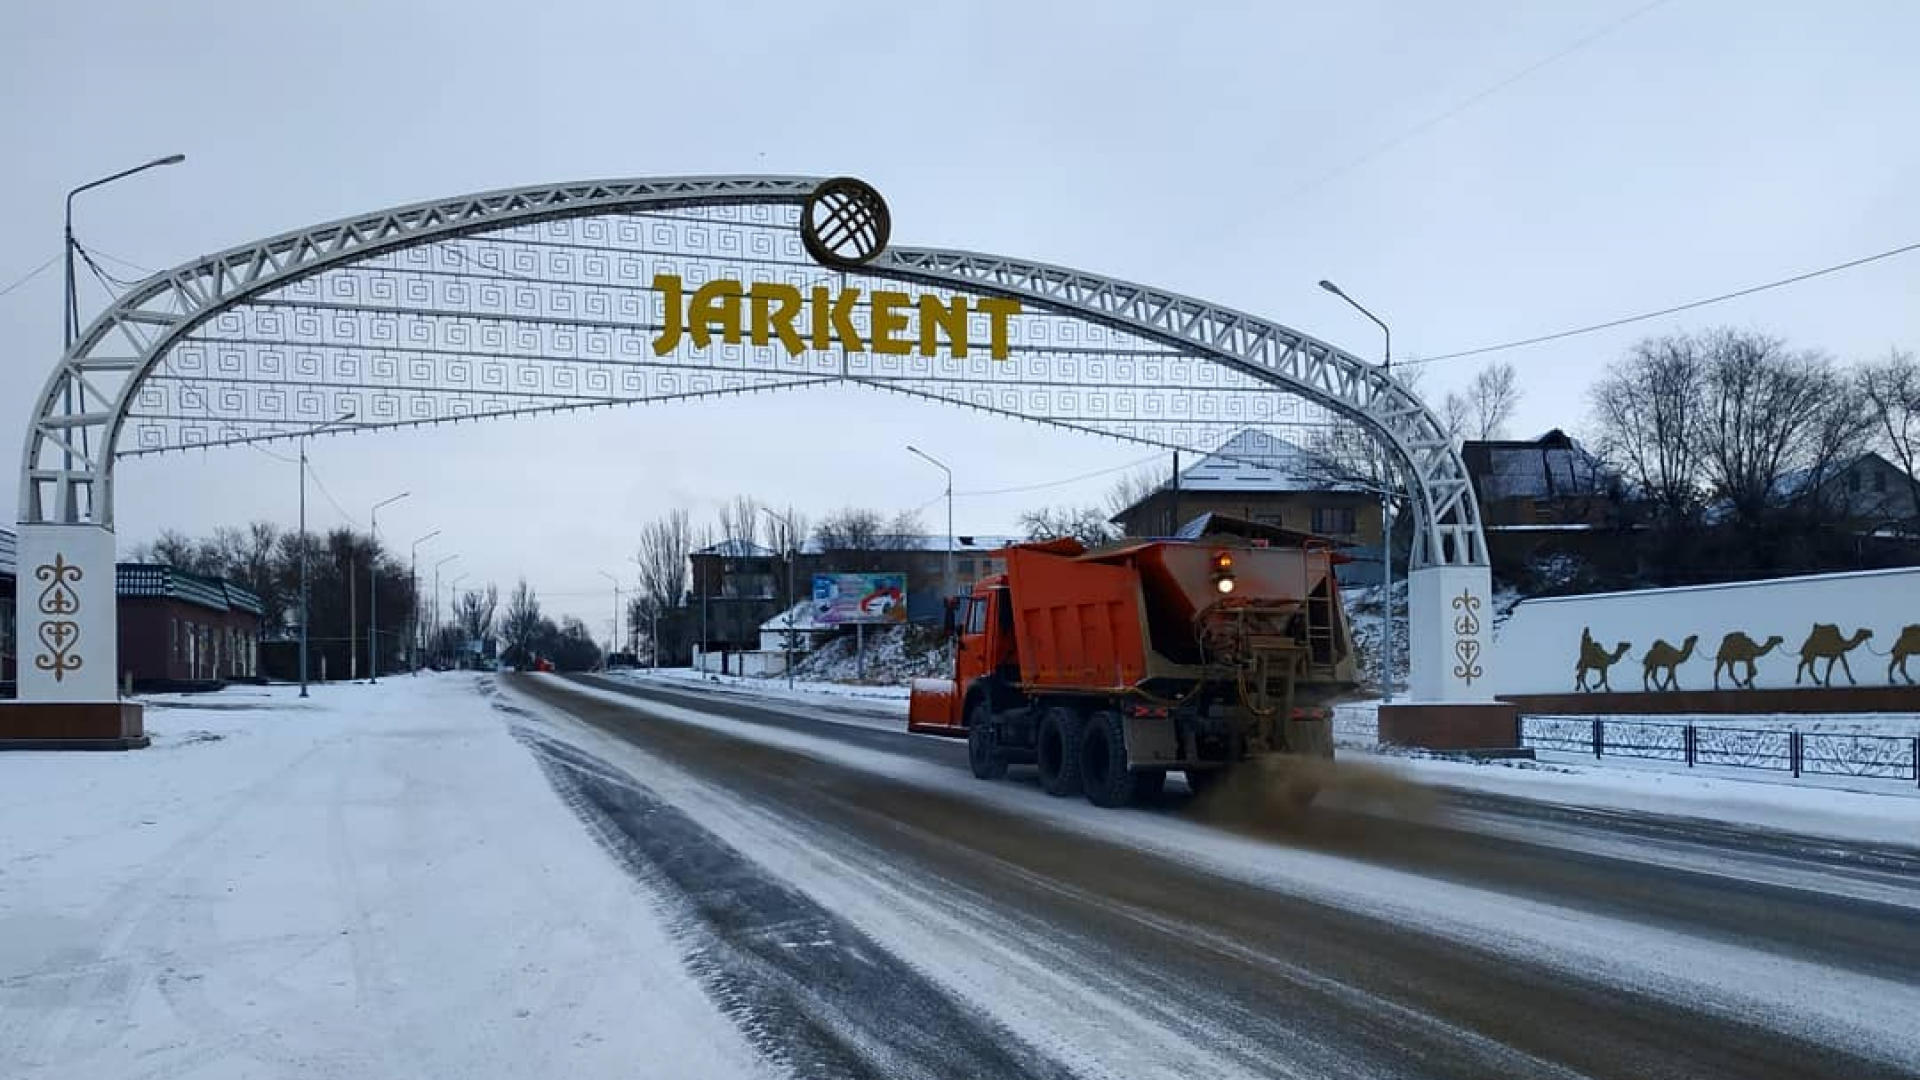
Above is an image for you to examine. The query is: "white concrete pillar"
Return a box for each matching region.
[15,523,120,702]
[1406,563,1495,702]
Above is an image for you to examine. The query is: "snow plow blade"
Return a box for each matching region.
[907,677,965,736]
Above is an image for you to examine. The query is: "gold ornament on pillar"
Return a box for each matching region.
[33,553,84,682]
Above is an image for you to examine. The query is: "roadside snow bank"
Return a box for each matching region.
[0,676,768,1080]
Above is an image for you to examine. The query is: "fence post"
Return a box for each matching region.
[1593,719,1604,759]
[1685,724,1696,768]
[1790,730,1802,778]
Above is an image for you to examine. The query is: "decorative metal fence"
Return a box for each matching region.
[1520,717,1920,786]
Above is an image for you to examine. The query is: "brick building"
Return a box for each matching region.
[116,564,265,690]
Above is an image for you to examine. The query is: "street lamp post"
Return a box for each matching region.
[65,154,185,351]
[761,508,799,689]
[448,573,469,667]
[905,445,955,610]
[597,570,622,668]
[409,530,441,675]
[298,411,356,698]
[367,492,410,683]
[1318,279,1396,703]
[432,554,459,668]
[62,154,186,481]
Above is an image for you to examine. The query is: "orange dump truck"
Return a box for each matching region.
[908,518,1358,807]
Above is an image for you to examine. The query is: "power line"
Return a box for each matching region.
[0,253,60,297]
[1407,238,1920,365]
[955,451,1167,498]
[303,458,362,528]
[1282,0,1675,202]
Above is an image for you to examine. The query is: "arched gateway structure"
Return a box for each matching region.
[12,175,1496,743]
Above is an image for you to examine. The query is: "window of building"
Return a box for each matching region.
[171,618,179,660]
[1311,507,1357,535]
[1873,469,1888,493]
[1848,471,1862,493]
[958,558,976,578]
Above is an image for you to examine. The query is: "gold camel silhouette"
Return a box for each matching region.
[1574,627,1631,692]
[1641,635,1699,692]
[1794,624,1873,686]
[1887,624,1920,686]
[1713,632,1784,690]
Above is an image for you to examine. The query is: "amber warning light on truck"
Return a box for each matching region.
[1211,550,1236,594]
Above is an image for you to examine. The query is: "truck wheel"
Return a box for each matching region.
[967,702,1007,780]
[1078,711,1140,808]
[1036,706,1085,797]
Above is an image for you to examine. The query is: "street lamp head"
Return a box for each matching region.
[151,153,187,168]
[1317,279,1343,296]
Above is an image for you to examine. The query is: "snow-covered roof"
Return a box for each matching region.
[1168,429,1367,497]
[1465,432,1610,501]
[693,538,779,558]
[116,563,265,617]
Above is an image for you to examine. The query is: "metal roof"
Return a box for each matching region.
[116,563,265,617]
[0,525,14,577]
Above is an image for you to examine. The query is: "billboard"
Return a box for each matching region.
[812,573,908,626]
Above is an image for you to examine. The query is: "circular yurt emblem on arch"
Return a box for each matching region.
[801,177,891,269]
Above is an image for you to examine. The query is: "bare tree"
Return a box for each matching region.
[500,579,544,666]
[1859,348,1920,485]
[1590,333,1707,522]
[717,494,764,551]
[885,507,926,546]
[766,504,810,557]
[1104,464,1165,517]
[1441,391,1472,444]
[1467,362,1521,441]
[814,507,887,551]
[1694,329,1866,525]
[634,508,695,616]
[454,584,498,646]
[1018,505,1118,546]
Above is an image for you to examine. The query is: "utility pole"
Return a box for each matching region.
[761,508,799,689]
[431,554,458,667]
[1318,278,1396,703]
[598,570,622,667]
[906,446,955,606]
[409,530,440,675]
[298,411,355,697]
[367,492,409,683]
[348,554,357,683]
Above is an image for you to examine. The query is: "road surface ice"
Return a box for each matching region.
[0,677,770,1080]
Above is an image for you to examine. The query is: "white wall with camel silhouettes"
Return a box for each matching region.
[1497,566,1920,695]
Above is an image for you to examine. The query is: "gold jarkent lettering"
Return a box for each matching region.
[869,290,913,356]
[654,275,1021,360]
[688,280,744,349]
[917,295,968,359]
[978,298,1020,360]
[652,273,685,356]
[750,283,806,353]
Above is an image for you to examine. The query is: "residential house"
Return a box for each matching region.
[1459,429,1621,528]
[1108,428,1384,583]
[1810,452,1920,532]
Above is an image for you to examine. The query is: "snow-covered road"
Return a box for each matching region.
[511,673,1920,1079]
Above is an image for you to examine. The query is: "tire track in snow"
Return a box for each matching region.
[511,726,1080,1080]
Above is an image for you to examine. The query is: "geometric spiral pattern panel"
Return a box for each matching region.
[124,204,1352,466]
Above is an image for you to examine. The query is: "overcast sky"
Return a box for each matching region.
[4,0,1917,636]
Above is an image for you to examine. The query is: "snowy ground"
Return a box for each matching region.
[0,676,770,1080]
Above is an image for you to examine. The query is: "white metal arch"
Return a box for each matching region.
[23,173,1483,572]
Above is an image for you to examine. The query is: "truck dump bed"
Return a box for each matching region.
[1001,535,1348,696]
